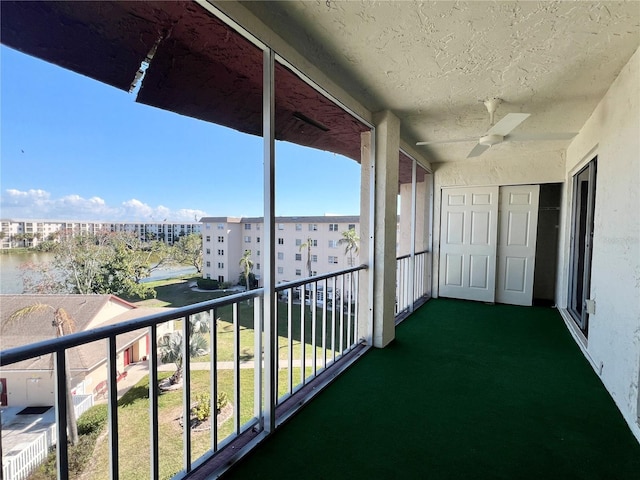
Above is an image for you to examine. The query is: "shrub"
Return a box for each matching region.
[28,411,106,479]
[193,392,211,421]
[217,391,229,412]
[77,404,108,435]
[196,278,219,290]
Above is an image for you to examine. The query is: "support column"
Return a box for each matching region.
[360,111,400,348]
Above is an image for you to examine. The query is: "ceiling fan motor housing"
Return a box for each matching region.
[479,134,503,146]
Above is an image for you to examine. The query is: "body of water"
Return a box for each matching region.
[0,252,197,294]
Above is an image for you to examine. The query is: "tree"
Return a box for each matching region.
[158,312,211,385]
[338,228,360,304]
[338,228,360,267]
[239,250,254,290]
[299,238,314,278]
[20,231,172,297]
[54,232,111,294]
[172,233,203,273]
[237,271,257,289]
[6,304,79,445]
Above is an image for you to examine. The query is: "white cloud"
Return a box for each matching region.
[0,189,208,222]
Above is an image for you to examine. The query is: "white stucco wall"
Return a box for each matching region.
[559,47,640,441]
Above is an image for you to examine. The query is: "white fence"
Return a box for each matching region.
[2,395,94,480]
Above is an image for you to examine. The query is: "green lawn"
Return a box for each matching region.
[83,367,310,479]
[78,278,352,478]
[139,277,357,373]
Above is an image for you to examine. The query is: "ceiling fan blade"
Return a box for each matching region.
[416,137,477,146]
[467,143,490,158]
[505,132,578,141]
[486,113,530,136]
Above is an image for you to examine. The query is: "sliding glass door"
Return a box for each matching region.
[568,158,597,335]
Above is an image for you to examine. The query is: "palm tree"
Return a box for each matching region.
[239,249,254,290]
[338,228,360,267]
[299,237,314,278]
[158,312,211,385]
[6,304,79,445]
[338,228,360,305]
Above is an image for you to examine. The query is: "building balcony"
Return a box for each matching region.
[3,276,639,479]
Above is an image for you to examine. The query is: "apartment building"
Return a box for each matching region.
[0,219,201,249]
[201,216,360,286]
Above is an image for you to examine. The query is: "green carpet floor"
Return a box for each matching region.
[224,299,640,479]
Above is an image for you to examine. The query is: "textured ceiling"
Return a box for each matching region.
[2,1,638,170]
[239,1,640,163]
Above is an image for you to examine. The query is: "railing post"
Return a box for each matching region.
[107,337,119,480]
[182,314,192,473]
[54,351,68,480]
[148,325,159,478]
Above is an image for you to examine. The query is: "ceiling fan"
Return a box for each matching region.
[416,98,577,158]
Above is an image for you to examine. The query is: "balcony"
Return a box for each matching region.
[1,255,434,479]
[3,284,638,479]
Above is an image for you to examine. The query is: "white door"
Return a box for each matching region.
[496,185,540,306]
[439,186,499,302]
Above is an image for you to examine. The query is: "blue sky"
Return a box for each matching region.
[0,45,361,222]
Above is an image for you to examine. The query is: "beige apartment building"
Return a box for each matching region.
[201,216,360,287]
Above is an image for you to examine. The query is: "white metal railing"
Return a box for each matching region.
[274,268,362,407]
[395,250,430,320]
[0,265,366,479]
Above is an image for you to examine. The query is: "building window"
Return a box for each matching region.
[277,267,284,274]
[312,271,317,276]
[218,236,224,243]
[329,223,338,231]
[312,239,318,247]
[217,223,224,230]
[348,224,356,230]
[245,223,251,230]
[206,274,211,279]
[295,238,302,246]
[206,261,211,267]
[328,240,338,248]
[295,269,301,276]
[256,263,261,270]
[312,255,318,263]
[295,253,302,261]
[278,223,285,230]
[257,237,261,243]
[309,224,318,231]
[218,275,224,282]
[278,238,284,245]
[295,223,302,231]
[257,250,260,256]
[277,252,284,260]
[218,262,224,268]
[328,256,338,264]
[244,236,251,243]
[206,248,211,254]
[206,236,211,242]
[218,249,224,255]
[206,224,211,230]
